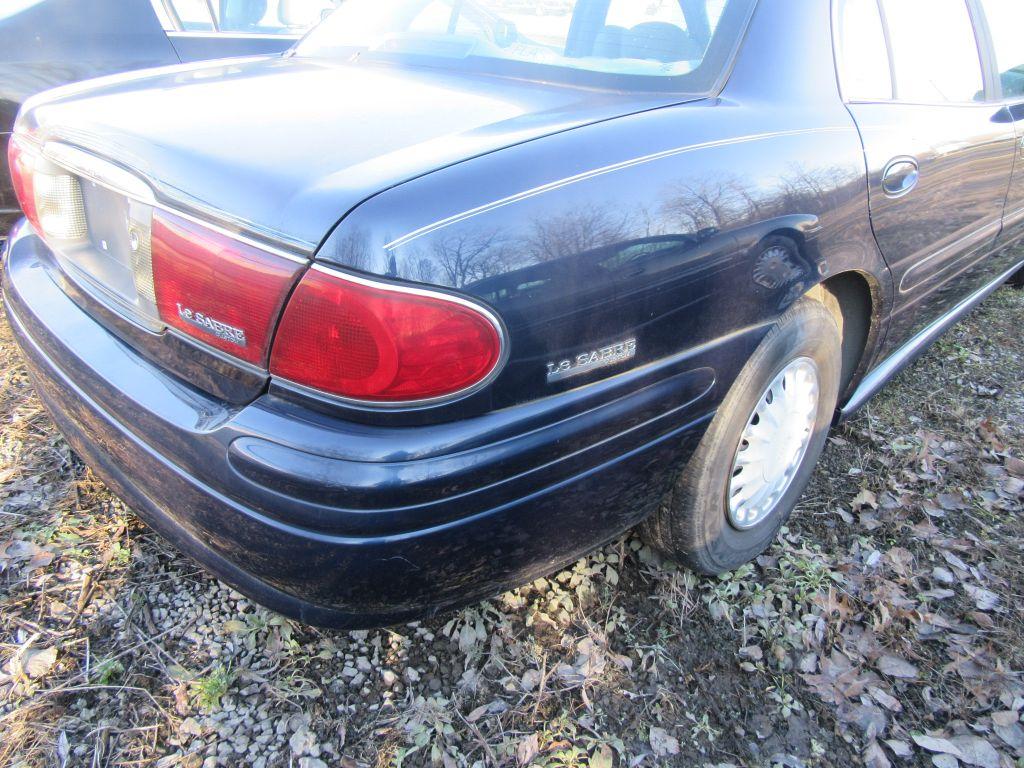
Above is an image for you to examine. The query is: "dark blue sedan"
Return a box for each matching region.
[3,0,1023,627]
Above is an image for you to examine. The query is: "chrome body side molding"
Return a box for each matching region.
[839,257,1024,420]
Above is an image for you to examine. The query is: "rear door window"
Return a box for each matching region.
[835,0,893,101]
[880,0,985,103]
[977,0,1024,100]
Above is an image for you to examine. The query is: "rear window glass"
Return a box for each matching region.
[163,0,341,34]
[294,0,757,92]
[881,0,985,103]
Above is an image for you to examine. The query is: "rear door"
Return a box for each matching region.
[976,0,1024,251]
[834,0,1017,352]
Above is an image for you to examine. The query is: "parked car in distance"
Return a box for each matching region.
[0,0,340,234]
[3,0,1024,628]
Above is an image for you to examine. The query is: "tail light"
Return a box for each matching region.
[270,266,505,404]
[7,136,40,233]
[9,135,505,405]
[151,211,304,366]
[7,134,86,242]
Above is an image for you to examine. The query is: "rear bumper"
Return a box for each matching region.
[2,224,720,627]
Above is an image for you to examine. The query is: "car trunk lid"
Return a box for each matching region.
[22,55,686,252]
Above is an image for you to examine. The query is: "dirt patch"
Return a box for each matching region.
[0,286,1022,768]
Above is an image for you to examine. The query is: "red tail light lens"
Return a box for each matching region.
[270,267,505,404]
[151,211,304,366]
[7,135,41,234]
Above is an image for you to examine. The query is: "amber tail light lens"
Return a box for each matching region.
[269,266,505,404]
[151,211,304,366]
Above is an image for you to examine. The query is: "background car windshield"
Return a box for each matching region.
[294,0,755,91]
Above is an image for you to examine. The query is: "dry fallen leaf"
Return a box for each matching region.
[937,493,967,512]
[994,721,1024,752]
[877,655,918,680]
[56,730,70,767]
[868,686,903,713]
[0,539,55,572]
[852,489,879,510]
[797,653,818,674]
[590,744,614,768]
[520,669,542,692]
[739,645,763,661]
[864,739,892,768]
[969,611,995,629]
[289,726,315,757]
[992,712,1019,728]
[649,727,680,757]
[964,584,1000,611]
[1005,456,1024,478]
[172,682,191,716]
[977,419,1006,451]
[949,736,1001,768]
[21,645,58,680]
[516,733,539,767]
[912,733,964,760]
[885,740,913,758]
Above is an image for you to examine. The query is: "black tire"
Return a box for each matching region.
[1009,266,1024,289]
[642,297,842,575]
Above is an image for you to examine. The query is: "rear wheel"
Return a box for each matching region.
[642,297,842,574]
[1009,266,1024,289]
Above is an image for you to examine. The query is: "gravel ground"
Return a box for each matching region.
[0,281,1022,768]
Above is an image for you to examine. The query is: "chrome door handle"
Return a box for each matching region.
[881,157,920,199]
